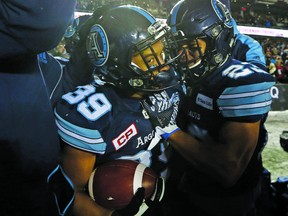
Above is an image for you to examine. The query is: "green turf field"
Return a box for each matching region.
[262,111,288,182]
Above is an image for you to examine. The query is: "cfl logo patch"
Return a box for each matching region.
[112,124,138,151]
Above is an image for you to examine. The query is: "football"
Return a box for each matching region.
[88,159,159,210]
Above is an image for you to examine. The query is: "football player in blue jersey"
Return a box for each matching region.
[142,0,276,215]
[54,5,182,216]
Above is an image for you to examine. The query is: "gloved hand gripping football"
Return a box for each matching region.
[116,177,165,216]
[141,91,180,139]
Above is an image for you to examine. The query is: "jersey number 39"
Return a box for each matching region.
[62,85,112,121]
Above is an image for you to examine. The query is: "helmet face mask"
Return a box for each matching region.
[168,0,235,84]
[177,36,206,78]
[86,5,180,92]
[128,34,179,91]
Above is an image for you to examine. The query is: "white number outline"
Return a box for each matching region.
[222,62,266,79]
[62,85,112,121]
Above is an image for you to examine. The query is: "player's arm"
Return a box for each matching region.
[55,85,114,215]
[61,143,113,216]
[168,120,260,187]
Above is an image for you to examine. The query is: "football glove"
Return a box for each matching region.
[135,177,165,216]
[116,187,145,216]
[141,91,180,139]
[116,177,165,216]
[145,177,165,207]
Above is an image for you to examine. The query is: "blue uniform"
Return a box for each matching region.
[39,52,93,107]
[232,33,267,71]
[231,19,267,71]
[181,59,274,136]
[175,58,275,214]
[55,84,180,179]
[0,1,76,215]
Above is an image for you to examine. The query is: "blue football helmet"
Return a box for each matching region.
[167,0,235,83]
[86,5,180,92]
[64,15,91,54]
[219,0,231,10]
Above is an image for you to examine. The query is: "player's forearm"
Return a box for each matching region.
[168,130,242,187]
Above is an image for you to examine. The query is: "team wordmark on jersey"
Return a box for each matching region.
[136,130,156,149]
[188,111,201,120]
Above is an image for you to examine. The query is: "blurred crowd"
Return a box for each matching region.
[75,0,171,18]
[75,0,288,29]
[232,11,288,29]
[259,38,288,84]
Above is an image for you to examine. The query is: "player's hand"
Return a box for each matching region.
[134,177,165,216]
[141,91,180,139]
[145,177,165,207]
[116,188,145,216]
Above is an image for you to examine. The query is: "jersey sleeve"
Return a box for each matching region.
[217,62,275,121]
[55,110,107,154]
[54,85,110,154]
[0,0,76,58]
[232,34,267,71]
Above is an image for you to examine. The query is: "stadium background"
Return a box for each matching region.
[52,0,288,181]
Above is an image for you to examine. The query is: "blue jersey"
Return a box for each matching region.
[55,84,179,179]
[39,52,93,107]
[178,58,275,192]
[232,34,267,71]
[231,19,266,71]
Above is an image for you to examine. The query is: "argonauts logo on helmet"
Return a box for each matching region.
[86,24,109,67]
[213,0,233,28]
